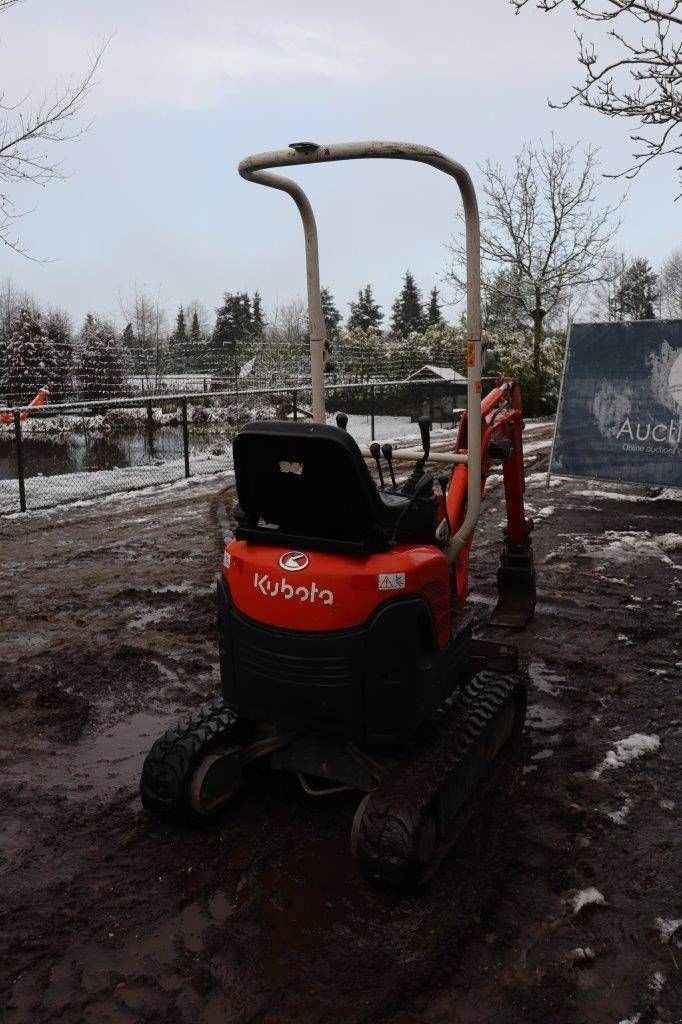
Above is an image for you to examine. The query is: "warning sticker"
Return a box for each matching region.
[378,573,406,591]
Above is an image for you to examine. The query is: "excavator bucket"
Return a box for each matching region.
[490,540,536,628]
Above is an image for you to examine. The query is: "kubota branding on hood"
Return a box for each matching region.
[222,537,449,635]
[253,572,334,605]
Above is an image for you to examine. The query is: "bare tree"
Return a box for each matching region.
[589,251,629,319]
[448,138,620,414]
[1,1,105,254]
[120,286,168,393]
[256,299,309,387]
[659,247,682,314]
[510,0,682,196]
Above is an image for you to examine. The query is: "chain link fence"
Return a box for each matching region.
[0,377,465,515]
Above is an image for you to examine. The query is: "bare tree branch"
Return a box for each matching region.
[447,137,621,413]
[510,0,682,196]
[0,1,106,254]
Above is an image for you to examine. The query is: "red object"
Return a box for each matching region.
[224,376,531,638]
[225,540,452,648]
[448,376,530,607]
[0,386,49,425]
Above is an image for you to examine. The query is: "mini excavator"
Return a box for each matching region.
[141,142,536,886]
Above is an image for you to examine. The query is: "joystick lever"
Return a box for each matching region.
[381,443,396,488]
[369,442,386,488]
[418,415,431,462]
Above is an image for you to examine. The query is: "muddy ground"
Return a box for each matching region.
[0,429,680,1024]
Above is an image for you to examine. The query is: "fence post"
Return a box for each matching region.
[181,398,190,479]
[370,384,375,441]
[146,400,153,428]
[13,410,26,513]
[292,389,298,422]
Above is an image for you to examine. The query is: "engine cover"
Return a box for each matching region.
[223,539,450,646]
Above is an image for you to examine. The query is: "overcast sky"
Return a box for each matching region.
[1,0,679,328]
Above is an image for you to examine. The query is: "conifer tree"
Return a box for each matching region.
[427,286,443,327]
[189,312,205,372]
[78,315,126,399]
[252,292,265,339]
[390,271,426,338]
[121,323,135,350]
[168,306,188,372]
[616,258,659,320]
[3,306,55,403]
[347,284,383,334]
[212,292,255,379]
[45,309,73,401]
[320,287,342,339]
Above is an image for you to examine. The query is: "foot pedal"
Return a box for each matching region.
[490,539,536,628]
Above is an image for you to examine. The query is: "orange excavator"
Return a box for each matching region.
[140,142,536,886]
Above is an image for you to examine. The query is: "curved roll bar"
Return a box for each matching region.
[238,141,482,558]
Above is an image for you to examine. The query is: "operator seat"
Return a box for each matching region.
[232,420,433,556]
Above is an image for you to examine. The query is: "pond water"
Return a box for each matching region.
[0,425,235,481]
[0,414,423,483]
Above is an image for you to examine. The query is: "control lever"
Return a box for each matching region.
[402,415,433,495]
[438,474,452,540]
[335,412,348,431]
[381,443,396,488]
[369,442,386,488]
[418,415,431,462]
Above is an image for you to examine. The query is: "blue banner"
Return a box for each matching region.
[551,320,682,487]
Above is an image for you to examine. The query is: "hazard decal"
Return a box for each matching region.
[378,573,406,591]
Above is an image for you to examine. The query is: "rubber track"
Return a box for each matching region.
[140,696,238,820]
[355,671,526,887]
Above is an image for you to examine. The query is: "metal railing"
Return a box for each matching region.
[0,377,464,515]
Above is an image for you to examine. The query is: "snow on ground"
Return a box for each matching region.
[1,456,236,517]
[571,888,606,914]
[571,487,682,503]
[0,415,450,515]
[545,530,682,571]
[592,734,661,780]
[604,793,634,825]
[655,917,682,943]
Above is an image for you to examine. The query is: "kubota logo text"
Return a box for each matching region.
[253,573,334,606]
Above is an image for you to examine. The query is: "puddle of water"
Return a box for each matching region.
[8,712,175,802]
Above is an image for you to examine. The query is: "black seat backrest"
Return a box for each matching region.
[233,420,387,552]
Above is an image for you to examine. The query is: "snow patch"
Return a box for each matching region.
[535,505,555,520]
[655,917,682,943]
[571,487,682,503]
[605,793,633,824]
[572,888,606,914]
[592,733,661,779]
[574,531,682,570]
[648,970,666,995]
